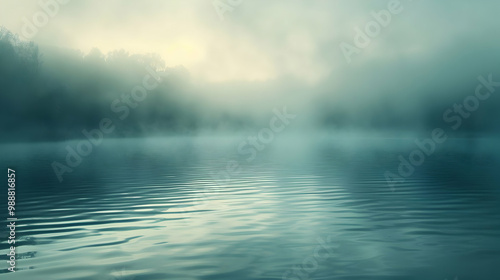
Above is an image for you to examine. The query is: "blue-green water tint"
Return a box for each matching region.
[1,136,500,280]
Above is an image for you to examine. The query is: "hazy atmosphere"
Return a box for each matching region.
[1,0,500,141]
[1,1,500,280]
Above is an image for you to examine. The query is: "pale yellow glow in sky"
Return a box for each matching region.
[0,0,339,83]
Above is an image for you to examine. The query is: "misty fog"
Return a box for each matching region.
[1,24,499,143]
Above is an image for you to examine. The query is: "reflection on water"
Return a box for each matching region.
[1,136,500,280]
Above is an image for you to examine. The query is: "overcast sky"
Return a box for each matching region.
[0,0,498,84]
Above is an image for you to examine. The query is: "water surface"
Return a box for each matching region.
[1,136,500,280]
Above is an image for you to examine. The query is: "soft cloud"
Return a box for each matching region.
[1,0,499,84]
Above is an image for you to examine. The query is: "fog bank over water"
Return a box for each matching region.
[1,0,500,142]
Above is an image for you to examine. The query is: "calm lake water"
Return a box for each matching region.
[1,136,500,280]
